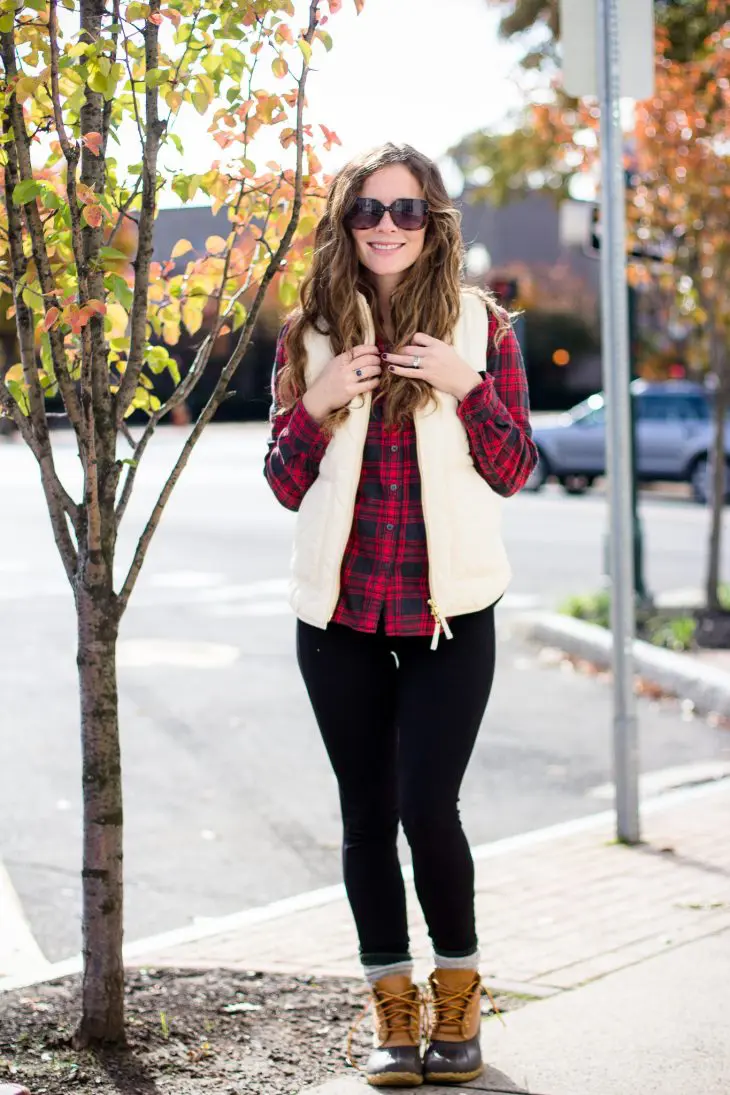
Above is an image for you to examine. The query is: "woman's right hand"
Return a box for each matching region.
[302,345,381,423]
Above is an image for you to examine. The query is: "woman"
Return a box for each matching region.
[264,142,537,1087]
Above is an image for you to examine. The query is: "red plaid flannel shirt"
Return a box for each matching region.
[264,313,537,636]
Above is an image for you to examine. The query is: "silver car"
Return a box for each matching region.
[527,380,724,503]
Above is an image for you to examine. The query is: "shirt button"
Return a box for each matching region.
[390,444,398,452]
[386,523,394,531]
[390,483,398,491]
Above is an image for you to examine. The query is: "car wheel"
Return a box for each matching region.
[524,450,549,492]
[560,474,590,496]
[691,456,730,505]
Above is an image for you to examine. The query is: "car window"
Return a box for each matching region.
[637,394,709,423]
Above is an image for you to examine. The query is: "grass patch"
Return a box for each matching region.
[560,591,698,652]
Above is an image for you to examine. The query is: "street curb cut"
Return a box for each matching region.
[514,611,730,718]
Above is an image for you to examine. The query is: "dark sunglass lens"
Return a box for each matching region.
[390,199,428,230]
[346,198,383,230]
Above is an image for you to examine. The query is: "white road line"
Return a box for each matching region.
[0,859,49,980]
[1,777,727,996]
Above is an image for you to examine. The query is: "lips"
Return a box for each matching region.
[368,242,405,252]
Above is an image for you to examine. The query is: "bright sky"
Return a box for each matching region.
[156,0,523,206]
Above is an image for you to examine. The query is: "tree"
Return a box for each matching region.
[464,2,730,613]
[0,0,361,1046]
[486,0,725,71]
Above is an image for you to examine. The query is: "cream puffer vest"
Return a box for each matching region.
[289,290,512,647]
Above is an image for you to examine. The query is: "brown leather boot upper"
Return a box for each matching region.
[371,974,422,1048]
[427,968,482,1043]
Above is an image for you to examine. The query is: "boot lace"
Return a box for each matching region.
[346,985,426,1072]
[426,976,505,1041]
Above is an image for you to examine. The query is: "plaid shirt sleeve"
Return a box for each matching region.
[263,324,330,512]
[456,312,538,497]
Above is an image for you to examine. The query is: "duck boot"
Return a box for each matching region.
[365,974,424,1087]
[423,968,484,1084]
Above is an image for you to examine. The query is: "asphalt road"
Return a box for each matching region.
[1,423,729,963]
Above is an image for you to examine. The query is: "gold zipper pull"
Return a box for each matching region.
[428,599,453,651]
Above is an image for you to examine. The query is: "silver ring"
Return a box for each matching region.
[410,355,422,369]
[355,367,363,378]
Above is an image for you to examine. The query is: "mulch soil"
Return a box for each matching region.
[0,967,518,1094]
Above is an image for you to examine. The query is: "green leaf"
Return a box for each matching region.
[7,379,30,415]
[100,246,131,262]
[278,277,298,308]
[25,0,46,10]
[107,272,134,310]
[132,386,151,410]
[297,39,312,65]
[0,13,13,31]
[12,179,41,205]
[167,133,184,156]
[192,90,210,115]
[41,189,62,210]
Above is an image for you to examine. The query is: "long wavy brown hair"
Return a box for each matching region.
[277,142,509,431]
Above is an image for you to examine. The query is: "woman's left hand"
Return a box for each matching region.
[382,333,483,402]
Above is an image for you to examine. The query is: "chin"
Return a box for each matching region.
[362,256,417,277]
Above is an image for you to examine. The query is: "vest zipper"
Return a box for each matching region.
[413,405,454,652]
[428,599,453,651]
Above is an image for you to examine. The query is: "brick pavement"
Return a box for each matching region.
[131,781,730,996]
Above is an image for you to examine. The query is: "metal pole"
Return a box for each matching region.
[597,0,640,843]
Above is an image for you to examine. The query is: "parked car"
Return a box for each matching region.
[526,380,726,504]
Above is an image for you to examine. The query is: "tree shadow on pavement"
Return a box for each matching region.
[97,1051,159,1094]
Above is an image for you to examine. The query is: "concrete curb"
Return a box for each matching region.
[2,778,727,998]
[515,611,730,718]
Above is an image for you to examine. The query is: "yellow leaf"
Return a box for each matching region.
[105,301,129,340]
[171,238,193,259]
[182,297,205,335]
[272,56,288,79]
[165,89,183,112]
[205,235,226,255]
[162,321,180,345]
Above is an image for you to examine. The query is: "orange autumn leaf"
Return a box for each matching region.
[82,132,103,156]
[319,124,341,150]
[43,306,61,331]
[82,205,104,228]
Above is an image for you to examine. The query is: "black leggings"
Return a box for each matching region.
[296,606,496,966]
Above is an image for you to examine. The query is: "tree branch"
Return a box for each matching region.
[116,0,320,613]
[114,0,165,426]
[0,31,85,439]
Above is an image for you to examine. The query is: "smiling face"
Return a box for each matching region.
[350,164,427,290]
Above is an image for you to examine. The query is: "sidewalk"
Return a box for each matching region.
[127,780,730,1093]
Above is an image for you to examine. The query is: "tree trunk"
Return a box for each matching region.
[74,582,125,1047]
[706,327,727,613]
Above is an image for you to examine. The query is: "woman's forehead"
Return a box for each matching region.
[359,164,422,200]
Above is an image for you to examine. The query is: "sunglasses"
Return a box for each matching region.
[344,197,429,232]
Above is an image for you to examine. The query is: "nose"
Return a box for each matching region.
[376,210,398,232]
